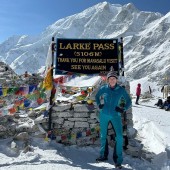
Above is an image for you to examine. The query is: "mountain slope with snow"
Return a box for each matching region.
[0,1,169,85]
[0,79,170,170]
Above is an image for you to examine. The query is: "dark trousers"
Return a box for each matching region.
[104,121,128,161]
[136,95,140,104]
[103,136,128,163]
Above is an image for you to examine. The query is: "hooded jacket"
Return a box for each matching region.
[136,83,141,96]
[95,84,132,116]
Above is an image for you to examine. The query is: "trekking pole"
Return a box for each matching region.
[123,110,128,150]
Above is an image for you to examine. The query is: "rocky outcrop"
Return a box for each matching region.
[0,61,43,86]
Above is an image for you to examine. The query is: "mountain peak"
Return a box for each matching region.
[90,1,111,12]
[123,3,139,13]
[0,2,169,85]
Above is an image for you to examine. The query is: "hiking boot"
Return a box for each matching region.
[96,156,108,162]
[115,164,122,169]
[165,107,169,111]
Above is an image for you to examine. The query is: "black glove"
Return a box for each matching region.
[99,104,104,109]
[115,106,125,113]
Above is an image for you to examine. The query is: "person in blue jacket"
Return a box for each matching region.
[95,68,132,168]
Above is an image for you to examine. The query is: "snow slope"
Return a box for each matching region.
[0,76,170,170]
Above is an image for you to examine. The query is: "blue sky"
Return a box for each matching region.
[0,0,169,43]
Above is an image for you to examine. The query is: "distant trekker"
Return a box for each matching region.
[4,66,9,71]
[135,83,141,105]
[24,71,30,78]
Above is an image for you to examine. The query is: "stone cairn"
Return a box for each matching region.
[0,61,18,86]
[0,61,43,87]
[0,61,43,153]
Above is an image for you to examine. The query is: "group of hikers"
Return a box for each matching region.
[155,96,170,111]
[154,85,170,111]
[135,83,170,111]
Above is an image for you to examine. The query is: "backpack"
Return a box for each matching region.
[157,99,163,107]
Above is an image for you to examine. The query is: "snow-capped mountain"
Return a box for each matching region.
[0,2,169,84]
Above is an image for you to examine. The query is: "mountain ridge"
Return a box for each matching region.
[0,2,169,84]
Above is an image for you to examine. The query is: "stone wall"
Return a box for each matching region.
[31,80,143,158]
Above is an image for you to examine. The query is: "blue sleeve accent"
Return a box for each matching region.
[95,86,105,106]
[122,88,132,110]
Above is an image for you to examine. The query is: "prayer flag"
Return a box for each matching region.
[43,67,53,90]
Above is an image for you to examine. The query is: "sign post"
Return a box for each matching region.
[49,38,124,130]
[55,38,119,75]
[120,37,124,76]
[48,37,56,131]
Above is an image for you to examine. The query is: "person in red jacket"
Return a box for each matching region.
[135,83,141,105]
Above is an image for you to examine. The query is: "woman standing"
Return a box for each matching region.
[95,68,132,168]
[135,83,141,105]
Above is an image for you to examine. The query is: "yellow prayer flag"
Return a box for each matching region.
[2,88,8,96]
[43,67,53,90]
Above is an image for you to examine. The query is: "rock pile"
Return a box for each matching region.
[0,61,18,86]
[0,61,43,153]
[0,61,43,86]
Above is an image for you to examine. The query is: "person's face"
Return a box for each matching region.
[108,76,117,87]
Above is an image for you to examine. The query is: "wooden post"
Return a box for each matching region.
[120,37,124,76]
[48,37,55,131]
